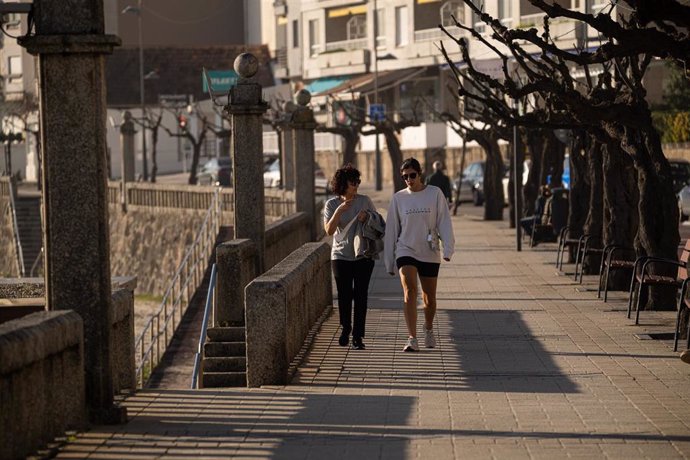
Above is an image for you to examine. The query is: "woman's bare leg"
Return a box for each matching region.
[419,276,438,331]
[399,265,419,337]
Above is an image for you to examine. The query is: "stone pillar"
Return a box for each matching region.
[119,111,135,212]
[224,53,268,274]
[19,0,124,424]
[280,127,294,191]
[288,90,317,241]
[120,111,136,183]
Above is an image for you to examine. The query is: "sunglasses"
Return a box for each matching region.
[349,179,361,186]
[401,172,418,181]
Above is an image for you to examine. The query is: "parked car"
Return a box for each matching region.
[669,158,690,194]
[197,157,232,186]
[263,157,329,191]
[454,161,485,206]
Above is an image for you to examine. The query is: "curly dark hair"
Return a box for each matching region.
[330,163,361,195]
[400,157,422,173]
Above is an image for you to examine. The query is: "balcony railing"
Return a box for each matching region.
[415,25,461,42]
[324,38,367,53]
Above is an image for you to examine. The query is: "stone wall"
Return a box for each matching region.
[0,179,19,278]
[0,311,86,460]
[245,242,332,387]
[109,205,207,295]
[264,212,313,270]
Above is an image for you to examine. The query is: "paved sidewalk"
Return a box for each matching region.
[54,198,690,459]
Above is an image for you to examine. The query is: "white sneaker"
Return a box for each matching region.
[424,329,437,348]
[403,337,419,352]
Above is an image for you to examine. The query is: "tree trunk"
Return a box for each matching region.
[602,138,638,291]
[565,131,591,263]
[383,130,405,192]
[522,129,544,217]
[582,140,604,275]
[150,126,159,183]
[476,135,504,221]
[342,130,359,166]
[627,125,680,311]
[187,134,205,185]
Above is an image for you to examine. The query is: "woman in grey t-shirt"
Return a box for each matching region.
[324,164,376,350]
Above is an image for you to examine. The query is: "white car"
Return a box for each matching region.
[263,158,329,191]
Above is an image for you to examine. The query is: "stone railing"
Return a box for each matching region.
[0,310,86,460]
[0,278,137,394]
[244,242,332,387]
[107,181,295,218]
[214,212,314,326]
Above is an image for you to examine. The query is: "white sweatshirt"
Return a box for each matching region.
[384,185,455,273]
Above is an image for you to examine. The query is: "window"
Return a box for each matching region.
[309,19,320,56]
[498,0,512,21]
[472,9,485,33]
[7,56,22,81]
[441,1,464,27]
[292,20,299,48]
[376,8,386,47]
[347,15,366,40]
[395,6,408,46]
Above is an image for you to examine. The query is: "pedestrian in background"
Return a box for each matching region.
[426,160,452,205]
[384,157,455,352]
[324,164,377,350]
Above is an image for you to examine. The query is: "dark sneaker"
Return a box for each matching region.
[352,337,366,350]
[339,333,349,347]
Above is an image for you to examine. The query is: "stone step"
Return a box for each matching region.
[202,371,246,388]
[207,326,245,343]
[202,356,246,373]
[203,341,246,357]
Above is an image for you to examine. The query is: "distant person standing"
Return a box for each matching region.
[324,164,377,350]
[426,160,452,205]
[385,157,455,352]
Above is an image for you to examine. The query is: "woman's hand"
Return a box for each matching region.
[337,199,353,214]
[357,210,368,222]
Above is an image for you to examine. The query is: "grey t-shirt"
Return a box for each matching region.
[324,194,376,261]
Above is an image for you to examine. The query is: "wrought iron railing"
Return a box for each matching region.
[191,263,217,389]
[134,189,221,388]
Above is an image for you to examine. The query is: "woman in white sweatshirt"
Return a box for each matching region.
[384,157,455,352]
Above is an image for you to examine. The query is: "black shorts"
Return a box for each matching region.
[396,257,440,278]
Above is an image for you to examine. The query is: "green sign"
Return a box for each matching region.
[202,70,238,93]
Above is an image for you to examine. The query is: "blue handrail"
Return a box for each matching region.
[191,263,217,389]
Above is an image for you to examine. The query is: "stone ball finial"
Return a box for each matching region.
[234,53,258,78]
[295,89,311,106]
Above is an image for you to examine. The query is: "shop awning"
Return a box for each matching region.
[305,75,352,95]
[318,67,427,97]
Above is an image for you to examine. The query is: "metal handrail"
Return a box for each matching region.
[7,177,26,277]
[29,246,43,277]
[191,263,217,389]
[134,188,221,388]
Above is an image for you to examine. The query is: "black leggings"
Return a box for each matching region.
[332,258,375,339]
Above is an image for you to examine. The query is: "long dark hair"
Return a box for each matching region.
[330,163,361,195]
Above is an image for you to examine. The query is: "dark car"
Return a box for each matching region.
[669,158,690,194]
[454,161,485,206]
[197,157,232,186]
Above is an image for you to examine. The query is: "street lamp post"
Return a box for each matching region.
[123,1,148,181]
[373,0,382,191]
